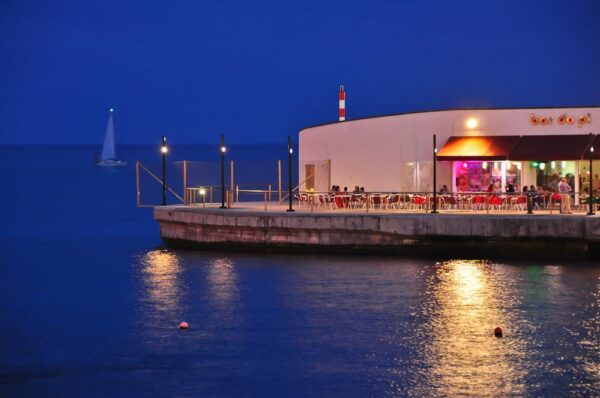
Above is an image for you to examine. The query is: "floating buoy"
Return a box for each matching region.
[494,326,503,337]
[179,321,189,329]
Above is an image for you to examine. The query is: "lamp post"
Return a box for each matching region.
[588,132,595,216]
[220,134,227,209]
[526,189,534,215]
[199,187,206,208]
[431,134,438,214]
[161,136,168,206]
[287,135,295,212]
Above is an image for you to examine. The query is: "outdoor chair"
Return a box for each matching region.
[473,195,486,210]
[412,195,425,209]
[512,195,527,210]
[370,194,383,210]
[387,194,400,210]
[442,195,457,210]
[488,196,503,210]
[350,194,364,209]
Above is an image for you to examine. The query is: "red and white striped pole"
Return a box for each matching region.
[338,85,345,122]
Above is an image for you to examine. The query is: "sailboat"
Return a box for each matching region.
[96,108,126,167]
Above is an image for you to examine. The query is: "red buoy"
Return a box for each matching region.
[179,321,189,329]
[494,326,503,337]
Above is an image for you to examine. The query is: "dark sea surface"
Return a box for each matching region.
[0,145,599,397]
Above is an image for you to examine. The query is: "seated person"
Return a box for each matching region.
[438,184,450,194]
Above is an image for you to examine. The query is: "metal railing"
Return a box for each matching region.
[136,161,184,207]
[183,187,600,214]
[291,190,600,214]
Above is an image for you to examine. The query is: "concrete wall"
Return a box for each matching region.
[299,107,600,192]
[155,206,600,258]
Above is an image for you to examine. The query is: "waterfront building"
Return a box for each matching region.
[299,107,600,200]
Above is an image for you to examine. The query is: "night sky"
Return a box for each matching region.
[1,0,599,144]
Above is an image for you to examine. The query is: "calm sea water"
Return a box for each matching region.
[1,145,599,397]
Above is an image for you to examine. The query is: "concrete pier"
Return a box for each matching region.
[155,205,600,259]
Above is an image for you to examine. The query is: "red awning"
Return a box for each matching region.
[509,134,591,161]
[437,136,520,161]
[438,134,595,161]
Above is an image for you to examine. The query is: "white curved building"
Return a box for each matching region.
[299,107,600,197]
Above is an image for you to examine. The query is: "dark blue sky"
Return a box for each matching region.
[1,0,599,144]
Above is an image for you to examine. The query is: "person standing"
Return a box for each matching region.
[558,178,572,214]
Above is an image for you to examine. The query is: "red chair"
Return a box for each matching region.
[412,196,425,209]
[473,195,485,210]
[489,196,503,209]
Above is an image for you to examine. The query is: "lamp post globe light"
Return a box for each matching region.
[161,136,168,206]
[287,135,295,212]
[220,134,227,209]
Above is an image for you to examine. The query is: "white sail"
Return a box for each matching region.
[101,109,116,161]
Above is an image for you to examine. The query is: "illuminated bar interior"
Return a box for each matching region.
[437,134,600,203]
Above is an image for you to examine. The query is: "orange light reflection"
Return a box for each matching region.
[140,249,182,313]
[414,260,527,396]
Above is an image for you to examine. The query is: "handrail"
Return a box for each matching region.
[137,161,184,203]
[180,184,598,215]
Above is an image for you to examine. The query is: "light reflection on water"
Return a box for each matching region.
[407,260,528,397]
[577,273,600,390]
[140,249,183,314]
[206,257,238,307]
[131,253,599,396]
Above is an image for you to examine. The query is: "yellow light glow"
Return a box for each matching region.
[551,161,556,169]
[466,118,478,129]
[561,161,567,168]
[410,260,528,396]
[141,249,181,313]
[161,146,168,154]
[507,161,511,169]
[221,146,227,153]
[199,188,206,196]
[516,162,521,170]
[482,161,488,169]
[540,163,546,170]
